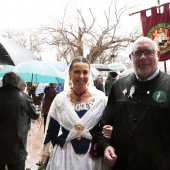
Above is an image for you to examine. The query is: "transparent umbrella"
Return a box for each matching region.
[12,60,65,83]
[48,61,67,72]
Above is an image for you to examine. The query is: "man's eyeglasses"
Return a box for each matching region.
[131,49,156,58]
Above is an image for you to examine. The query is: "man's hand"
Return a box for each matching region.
[102,125,113,138]
[104,146,117,166]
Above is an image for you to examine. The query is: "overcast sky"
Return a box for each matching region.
[0,0,169,61]
[0,0,169,32]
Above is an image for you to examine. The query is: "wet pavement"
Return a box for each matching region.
[25,119,44,170]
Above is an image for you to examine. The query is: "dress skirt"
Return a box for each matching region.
[46,142,110,170]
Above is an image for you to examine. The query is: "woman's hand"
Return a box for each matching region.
[102,125,113,138]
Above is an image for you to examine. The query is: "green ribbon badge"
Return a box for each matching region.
[152,91,167,103]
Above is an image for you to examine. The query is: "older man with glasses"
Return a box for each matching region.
[98,37,170,170]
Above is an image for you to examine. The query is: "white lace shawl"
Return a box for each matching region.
[48,88,107,143]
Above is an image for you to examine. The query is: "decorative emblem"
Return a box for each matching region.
[152,91,167,103]
[128,85,135,98]
[74,124,85,141]
[122,88,127,96]
[147,23,170,55]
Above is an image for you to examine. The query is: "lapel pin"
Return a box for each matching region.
[147,91,150,94]
[122,88,127,96]
[128,85,135,98]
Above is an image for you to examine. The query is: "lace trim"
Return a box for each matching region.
[67,88,95,112]
[72,102,94,112]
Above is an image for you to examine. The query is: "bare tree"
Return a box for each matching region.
[2,30,43,60]
[1,1,142,64]
[39,1,142,64]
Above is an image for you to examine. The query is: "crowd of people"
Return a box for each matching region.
[0,36,170,170]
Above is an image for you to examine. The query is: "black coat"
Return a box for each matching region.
[99,71,170,170]
[0,85,39,165]
[93,80,104,92]
[105,78,116,96]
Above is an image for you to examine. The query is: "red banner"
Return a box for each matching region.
[140,3,170,61]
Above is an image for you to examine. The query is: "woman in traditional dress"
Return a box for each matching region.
[40,56,113,170]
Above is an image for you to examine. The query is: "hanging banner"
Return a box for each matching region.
[140,3,170,61]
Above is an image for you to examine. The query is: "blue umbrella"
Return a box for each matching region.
[48,61,67,72]
[0,65,15,77]
[12,60,65,83]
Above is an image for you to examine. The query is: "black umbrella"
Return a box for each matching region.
[0,37,36,65]
[91,64,112,71]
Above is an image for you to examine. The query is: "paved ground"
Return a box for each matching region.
[25,119,44,170]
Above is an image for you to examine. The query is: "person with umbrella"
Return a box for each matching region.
[35,83,49,112]
[41,83,58,132]
[0,72,39,170]
[18,78,32,133]
[18,77,27,92]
